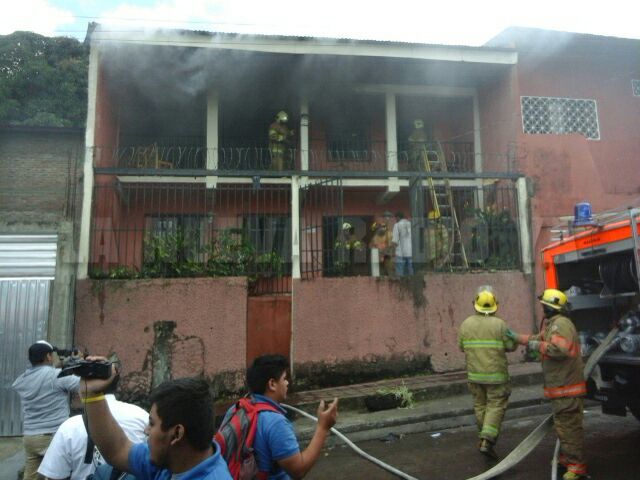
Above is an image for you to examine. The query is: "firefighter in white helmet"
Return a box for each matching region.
[458,286,517,460]
[268,110,295,171]
[508,289,587,480]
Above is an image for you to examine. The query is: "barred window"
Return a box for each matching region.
[521,96,600,140]
[633,80,640,97]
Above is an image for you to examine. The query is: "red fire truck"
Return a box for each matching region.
[541,206,640,419]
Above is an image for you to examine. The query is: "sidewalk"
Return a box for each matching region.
[288,362,546,443]
[0,363,545,480]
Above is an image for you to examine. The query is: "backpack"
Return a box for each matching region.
[214,397,282,480]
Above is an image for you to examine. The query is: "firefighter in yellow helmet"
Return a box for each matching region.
[268,110,295,171]
[426,210,450,270]
[458,286,517,460]
[507,289,587,480]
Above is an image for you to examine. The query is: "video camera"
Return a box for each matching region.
[58,359,113,379]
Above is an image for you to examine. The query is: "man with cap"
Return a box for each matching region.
[12,340,81,480]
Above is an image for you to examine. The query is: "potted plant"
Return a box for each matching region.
[364,384,414,412]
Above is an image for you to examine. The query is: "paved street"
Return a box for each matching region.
[307,408,640,480]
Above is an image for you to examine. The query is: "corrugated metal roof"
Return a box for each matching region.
[0,235,58,278]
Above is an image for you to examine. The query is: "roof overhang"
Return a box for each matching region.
[89,25,517,66]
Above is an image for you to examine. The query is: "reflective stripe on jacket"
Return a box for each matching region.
[531,314,586,398]
[458,314,516,384]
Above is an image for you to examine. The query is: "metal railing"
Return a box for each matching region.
[89,182,292,295]
[91,141,482,174]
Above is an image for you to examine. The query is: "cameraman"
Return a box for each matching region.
[37,357,148,480]
[12,341,81,480]
[79,357,231,479]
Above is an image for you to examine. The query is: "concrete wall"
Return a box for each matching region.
[0,127,84,347]
[291,272,533,389]
[75,277,248,402]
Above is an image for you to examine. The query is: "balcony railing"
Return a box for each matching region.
[92,141,483,175]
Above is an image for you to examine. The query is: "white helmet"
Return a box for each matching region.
[342,222,352,230]
[276,110,288,122]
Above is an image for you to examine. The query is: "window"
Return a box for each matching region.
[243,215,291,259]
[633,80,640,97]
[521,96,600,140]
[144,214,208,264]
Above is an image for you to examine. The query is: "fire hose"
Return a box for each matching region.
[283,326,623,480]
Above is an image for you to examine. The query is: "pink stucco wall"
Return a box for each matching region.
[75,277,248,396]
[292,272,533,374]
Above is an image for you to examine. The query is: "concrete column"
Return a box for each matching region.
[473,92,485,210]
[517,177,533,274]
[206,89,219,189]
[77,46,100,280]
[49,221,76,347]
[291,176,301,279]
[385,93,398,172]
[300,98,309,171]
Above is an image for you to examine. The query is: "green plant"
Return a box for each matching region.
[376,383,415,409]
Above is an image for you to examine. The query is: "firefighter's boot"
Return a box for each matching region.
[562,472,584,480]
[479,439,498,460]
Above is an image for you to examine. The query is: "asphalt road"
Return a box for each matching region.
[306,407,640,480]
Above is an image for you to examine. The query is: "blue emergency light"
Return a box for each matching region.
[573,201,594,226]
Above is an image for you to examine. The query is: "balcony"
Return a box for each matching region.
[92,140,478,176]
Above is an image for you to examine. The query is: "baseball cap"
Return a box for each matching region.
[28,340,54,364]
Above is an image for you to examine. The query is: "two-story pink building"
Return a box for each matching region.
[74,24,640,399]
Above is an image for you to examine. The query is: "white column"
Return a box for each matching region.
[300,98,309,171]
[291,175,301,279]
[77,45,100,280]
[517,177,533,274]
[473,92,485,210]
[385,92,398,172]
[206,89,219,189]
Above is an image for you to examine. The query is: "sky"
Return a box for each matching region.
[1,0,639,46]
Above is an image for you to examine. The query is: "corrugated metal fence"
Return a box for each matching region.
[0,235,57,436]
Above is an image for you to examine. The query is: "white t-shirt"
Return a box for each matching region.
[392,218,412,257]
[38,394,148,480]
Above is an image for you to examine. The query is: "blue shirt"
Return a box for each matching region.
[128,441,232,480]
[223,395,299,480]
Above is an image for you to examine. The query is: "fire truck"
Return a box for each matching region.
[541,206,640,419]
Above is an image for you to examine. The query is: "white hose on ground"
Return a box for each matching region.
[283,326,621,480]
[282,403,420,480]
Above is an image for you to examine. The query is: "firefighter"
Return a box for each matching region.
[426,210,450,269]
[458,286,517,460]
[408,118,428,170]
[268,110,295,171]
[369,221,393,276]
[508,289,587,480]
[334,222,363,276]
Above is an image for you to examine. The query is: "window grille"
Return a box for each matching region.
[632,80,640,97]
[521,96,600,140]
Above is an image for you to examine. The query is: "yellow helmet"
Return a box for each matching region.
[474,286,498,314]
[276,110,288,122]
[428,210,440,220]
[538,288,568,311]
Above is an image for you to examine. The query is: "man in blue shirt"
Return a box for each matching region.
[225,355,338,479]
[80,363,231,480]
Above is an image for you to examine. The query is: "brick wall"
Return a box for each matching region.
[0,127,84,225]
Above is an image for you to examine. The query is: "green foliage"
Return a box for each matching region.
[467,205,519,269]
[0,31,88,127]
[91,228,285,281]
[376,383,415,409]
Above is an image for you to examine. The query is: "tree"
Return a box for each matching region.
[0,31,88,128]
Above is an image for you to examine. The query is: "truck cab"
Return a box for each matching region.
[542,208,640,419]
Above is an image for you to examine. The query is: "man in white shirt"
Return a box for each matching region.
[392,211,413,276]
[38,372,147,480]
